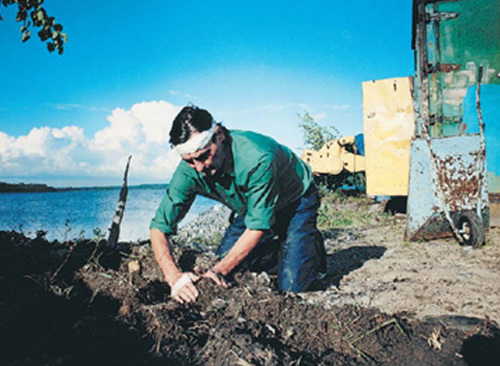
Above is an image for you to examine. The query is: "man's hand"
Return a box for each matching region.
[170,272,200,304]
[151,229,199,304]
[195,267,230,288]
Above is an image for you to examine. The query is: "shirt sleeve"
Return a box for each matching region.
[150,166,197,235]
[244,154,279,230]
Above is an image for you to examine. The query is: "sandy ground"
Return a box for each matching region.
[302,218,500,326]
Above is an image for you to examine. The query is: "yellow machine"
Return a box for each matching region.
[301,77,415,196]
[301,136,365,176]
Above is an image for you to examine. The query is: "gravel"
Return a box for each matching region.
[174,204,232,250]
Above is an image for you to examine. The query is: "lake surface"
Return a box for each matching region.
[0,185,217,242]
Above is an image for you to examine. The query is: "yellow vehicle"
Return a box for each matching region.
[300,135,365,176]
[301,77,415,197]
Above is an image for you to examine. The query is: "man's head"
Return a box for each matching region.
[170,106,227,176]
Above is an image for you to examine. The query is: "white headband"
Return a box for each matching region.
[174,124,216,155]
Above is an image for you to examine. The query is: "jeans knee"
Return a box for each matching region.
[278,264,315,293]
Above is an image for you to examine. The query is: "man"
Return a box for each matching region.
[150,105,326,304]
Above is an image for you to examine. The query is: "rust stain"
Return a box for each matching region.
[408,213,454,241]
[436,155,481,212]
[440,63,461,72]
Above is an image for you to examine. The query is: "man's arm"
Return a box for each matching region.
[150,228,199,303]
[210,228,265,278]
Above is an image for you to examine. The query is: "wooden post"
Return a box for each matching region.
[108,155,132,248]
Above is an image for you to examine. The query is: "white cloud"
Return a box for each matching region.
[262,104,285,112]
[287,102,310,110]
[47,103,111,112]
[91,107,143,152]
[0,126,88,176]
[52,103,82,110]
[134,101,180,143]
[326,104,351,110]
[311,112,327,121]
[0,101,183,185]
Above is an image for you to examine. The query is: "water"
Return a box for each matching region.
[0,185,217,242]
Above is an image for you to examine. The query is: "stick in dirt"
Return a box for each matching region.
[108,155,132,248]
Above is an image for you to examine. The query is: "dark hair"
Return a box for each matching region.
[169,105,214,146]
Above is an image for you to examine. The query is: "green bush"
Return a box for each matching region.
[297,111,339,151]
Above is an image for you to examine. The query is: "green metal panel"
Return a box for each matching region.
[412,0,500,193]
[423,0,500,137]
[438,0,500,71]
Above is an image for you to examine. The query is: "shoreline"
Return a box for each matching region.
[0,182,169,194]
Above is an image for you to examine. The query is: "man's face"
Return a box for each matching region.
[181,128,226,176]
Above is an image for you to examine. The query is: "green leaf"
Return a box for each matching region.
[37,9,44,21]
[16,9,27,21]
[61,33,67,43]
[30,10,38,25]
[21,30,31,42]
[38,27,50,41]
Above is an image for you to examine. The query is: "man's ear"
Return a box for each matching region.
[215,126,225,143]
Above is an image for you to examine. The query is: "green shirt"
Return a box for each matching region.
[150,130,313,235]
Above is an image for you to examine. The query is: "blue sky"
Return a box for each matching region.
[0,0,414,186]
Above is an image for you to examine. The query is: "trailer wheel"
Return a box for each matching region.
[457,211,485,248]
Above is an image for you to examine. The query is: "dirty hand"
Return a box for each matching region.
[170,272,200,304]
[195,267,230,288]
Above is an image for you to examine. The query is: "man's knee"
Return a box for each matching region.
[277,232,325,293]
[277,260,318,293]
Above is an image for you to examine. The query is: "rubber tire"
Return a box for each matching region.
[457,211,485,248]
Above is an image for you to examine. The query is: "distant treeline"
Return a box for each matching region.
[0,182,169,193]
[0,182,62,193]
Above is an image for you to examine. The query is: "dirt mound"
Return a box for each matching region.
[1,230,499,365]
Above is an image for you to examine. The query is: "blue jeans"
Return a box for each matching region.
[216,185,326,292]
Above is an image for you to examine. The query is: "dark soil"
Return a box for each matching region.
[1,230,499,366]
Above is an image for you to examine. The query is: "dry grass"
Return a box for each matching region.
[317,190,389,230]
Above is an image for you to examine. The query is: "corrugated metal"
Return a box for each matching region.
[362,77,415,196]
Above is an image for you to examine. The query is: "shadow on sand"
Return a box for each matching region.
[321,245,387,288]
